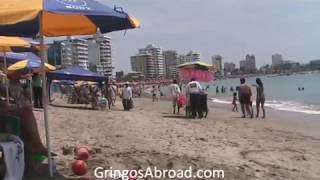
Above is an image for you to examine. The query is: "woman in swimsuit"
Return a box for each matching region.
[255,78,266,118]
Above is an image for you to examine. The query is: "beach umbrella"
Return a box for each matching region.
[0,36,31,104]
[0,0,140,177]
[7,59,56,74]
[0,0,140,37]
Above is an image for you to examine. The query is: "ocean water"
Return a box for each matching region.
[205,73,320,115]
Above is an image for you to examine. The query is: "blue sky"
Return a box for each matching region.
[103,0,320,71]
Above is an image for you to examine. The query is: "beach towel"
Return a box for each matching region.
[0,134,24,180]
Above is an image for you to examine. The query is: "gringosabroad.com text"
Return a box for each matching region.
[94,166,225,179]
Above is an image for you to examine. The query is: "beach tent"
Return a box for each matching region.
[0,0,140,176]
[177,61,215,82]
[47,66,107,82]
[177,61,214,70]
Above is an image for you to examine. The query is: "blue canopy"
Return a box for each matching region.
[0,52,40,63]
[47,66,107,82]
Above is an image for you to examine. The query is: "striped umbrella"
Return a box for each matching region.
[0,0,140,37]
[8,59,56,74]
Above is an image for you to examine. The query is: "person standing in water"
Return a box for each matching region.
[255,78,266,118]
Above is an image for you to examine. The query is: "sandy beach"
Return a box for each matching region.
[33,96,320,180]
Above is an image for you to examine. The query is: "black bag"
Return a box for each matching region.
[129,98,134,109]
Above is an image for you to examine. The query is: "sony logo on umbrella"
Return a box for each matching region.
[56,0,91,10]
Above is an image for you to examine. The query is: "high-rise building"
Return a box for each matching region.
[87,39,100,72]
[272,54,283,67]
[130,54,153,79]
[163,50,178,79]
[48,37,89,69]
[224,62,236,74]
[47,32,113,76]
[240,54,257,73]
[212,55,223,75]
[87,31,113,76]
[47,41,62,67]
[178,55,187,65]
[67,38,89,69]
[185,51,200,62]
[134,44,165,79]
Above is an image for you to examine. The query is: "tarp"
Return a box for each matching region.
[179,68,214,82]
[47,66,107,82]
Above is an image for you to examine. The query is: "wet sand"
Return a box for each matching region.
[33,96,320,180]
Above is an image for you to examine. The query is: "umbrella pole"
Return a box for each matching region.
[30,70,33,106]
[3,49,9,105]
[39,12,54,177]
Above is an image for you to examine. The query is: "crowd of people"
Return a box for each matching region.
[162,77,267,119]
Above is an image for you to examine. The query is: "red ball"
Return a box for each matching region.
[77,147,90,160]
[72,160,87,176]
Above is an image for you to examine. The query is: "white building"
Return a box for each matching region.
[60,37,89,69]
[137,44,165,79]
[272,54,283,67]
[130,54,154,79]
[185,51,200,62]
[240,54,257,73]
[178,55,187,65]
[212,55,223,75]
[163,50,178,79]
[224,62,236,74]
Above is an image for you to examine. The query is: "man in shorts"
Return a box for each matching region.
[239,78,253,118]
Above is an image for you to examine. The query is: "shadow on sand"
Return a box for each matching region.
[161,115,188,119]
[49,103,94,110]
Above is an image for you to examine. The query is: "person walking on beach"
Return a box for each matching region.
[151,85,158,102]
[122,82,133,111]
[170,79,181,114]
[232,92,238,112]
[186,78,203,118]
[111,81,117,106]
[255,78,266,118]
[105,82,114,109]
[239,78,253,118]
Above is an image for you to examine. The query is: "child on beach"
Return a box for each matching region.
[151,85,158,102]
[232,92,238,112]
